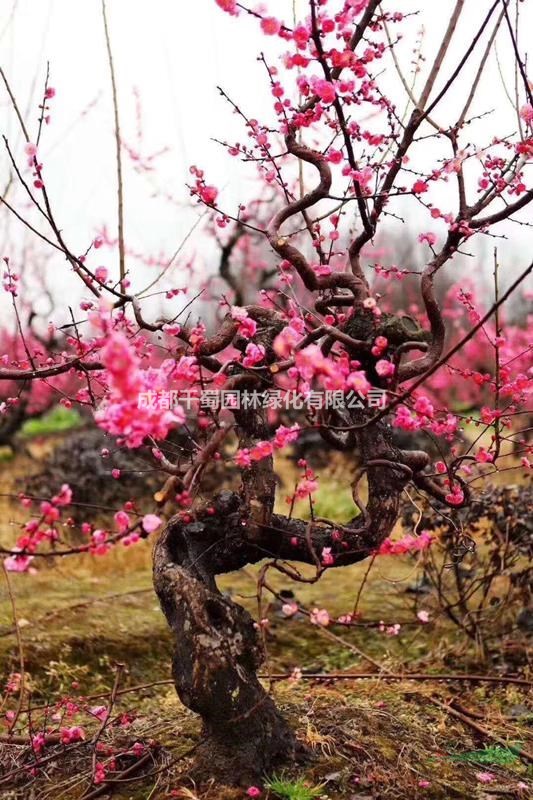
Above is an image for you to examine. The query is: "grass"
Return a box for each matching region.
[309,478,359,523]
[20,405,83,438]
[0,446,14,462]
[265,775,323,800]
[447,745,523,767]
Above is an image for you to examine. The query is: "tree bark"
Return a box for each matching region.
[153,492,296,785]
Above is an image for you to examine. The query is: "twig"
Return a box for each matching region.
[260,671,532,687]
[101,0,125,284]
[89,663,124,785]
[2,563,25,733]
[428,694,533,763]
[80,751,153,800]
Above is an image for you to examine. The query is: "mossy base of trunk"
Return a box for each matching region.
[187,703,297,786]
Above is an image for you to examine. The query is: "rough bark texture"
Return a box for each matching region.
[153,493,296,785]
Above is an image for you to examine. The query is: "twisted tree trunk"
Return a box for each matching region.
[153,417,428,783]
[153,492,295,784]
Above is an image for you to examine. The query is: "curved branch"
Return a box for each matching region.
[398,230,462,382]
[266,132,365,302]
[0,357,103,381]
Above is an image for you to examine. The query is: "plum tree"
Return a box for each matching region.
[1,0,532,786]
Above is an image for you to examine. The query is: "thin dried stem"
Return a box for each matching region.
[102,0,126,285]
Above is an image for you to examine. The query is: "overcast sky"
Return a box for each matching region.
[1,0,532,319]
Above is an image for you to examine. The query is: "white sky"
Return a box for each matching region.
[0,0,532,320]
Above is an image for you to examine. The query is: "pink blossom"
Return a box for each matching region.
[122,532,141,546]
[295,477,318,498]
[52,484,72,506]
[414,395,434,418]
[95,332,185,448]
[238,317,257,339]
[417,610,430,623]
[281,602,299,617]
[4,554,34,573]
[92,529,107,545]
[142,514,162,533]
[273,424,300,449]
[163,323,181,336]
[294,344,328,380]
[24,142,37,159]
[372,335,388,356]
[519,103,533,124]
[346,370,371,395]
[412,180,429,194]
[6,672,21,693]
[114,510,130,532]
[250,440,274,461]
[215,0,238,15]
[430,413,458,438]
[273,321,304,357]
[32,732,46,753]
[230,306,248,322]
[293,24,310,47]
[418,232,437,246]
[321,547,335,566]
[235,448,252,468]
[243,343,265,367]
[445,486,465,506]
[394,405,420,431]
[338,613,353,624]
[378,531,434,556]
[261,17,281,35]
[327,148,343,164]
[246,786,262,797]
[476,772,495,784]
[89,705,109,722]
[60,726,85,744]
[475,447,493,463]
[310,607,330,626]
[375,359,395,378]
[379,620,400,635]
[41,501,60,522]
[199,185,218,205]
[480,406,501,425]
[312,78,336,104]
[94,762,107,784]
